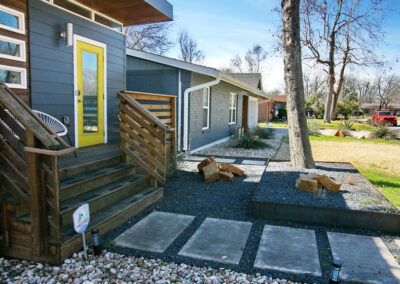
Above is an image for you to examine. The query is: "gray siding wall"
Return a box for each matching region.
[29,0,126,145]
[125,56,191,148]
[189,73,243,150]
[126,56,178,96]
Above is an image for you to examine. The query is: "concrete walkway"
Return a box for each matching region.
[115,211,400,283]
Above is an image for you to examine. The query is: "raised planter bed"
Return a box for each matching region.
[252,161,400,234]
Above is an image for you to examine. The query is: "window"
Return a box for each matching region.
[202,88,210,130]
[0,35,26,61]
[0,65,27,89]
[53,0,92,19]
[0,4,25,34]
[95,14,122,32]
[229,93,237,124]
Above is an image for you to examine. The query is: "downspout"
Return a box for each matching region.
[183,73,221,151]
[178,70,182,151]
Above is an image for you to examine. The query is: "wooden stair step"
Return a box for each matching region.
[60,175,150,227]
[59,155,121,181]
[60,186,163,259]
[60,163,135,201]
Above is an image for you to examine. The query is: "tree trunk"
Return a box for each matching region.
[330,92,339,120]
[282,0,315,169]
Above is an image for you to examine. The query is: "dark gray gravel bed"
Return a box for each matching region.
[256,161,399,213]
[103,160,400,284]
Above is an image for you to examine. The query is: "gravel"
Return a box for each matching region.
[0,252,303,283]
[256,162,399,213]
[195,129,286,159]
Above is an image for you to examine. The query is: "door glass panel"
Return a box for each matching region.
[0,40,20,57]
[82,50,99,134]
[0,10,19,30]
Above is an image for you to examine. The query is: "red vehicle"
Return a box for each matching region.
[372,110,397,126]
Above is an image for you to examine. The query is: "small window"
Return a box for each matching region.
[0,4,25,34]
[229,93,237,124]
[202,88,210,130]
[0,65,27,89]
[53,0,92,19]
[95,14,122,32]
[0,35,26,62]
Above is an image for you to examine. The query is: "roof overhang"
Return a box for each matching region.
[126,49,270,99]
[75,0,173,26]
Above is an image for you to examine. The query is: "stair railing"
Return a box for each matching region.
[118,91,168,185]
[0,82,76,262]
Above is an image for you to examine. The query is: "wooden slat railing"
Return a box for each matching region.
[0,82,76,261]
[118,91,168,185]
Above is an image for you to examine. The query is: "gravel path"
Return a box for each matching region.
[256,162,398,213]
[195,128,287,159]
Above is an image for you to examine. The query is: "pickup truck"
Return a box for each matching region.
[372,110,397,126]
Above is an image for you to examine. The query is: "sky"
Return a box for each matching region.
[166,0,400,92]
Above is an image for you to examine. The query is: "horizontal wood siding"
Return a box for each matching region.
[0,0,30,105]
[29,0,126,145]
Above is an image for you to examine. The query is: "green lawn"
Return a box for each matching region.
[314,119,375,131]
[259,119,375,131]
[258,121,288,128]
[309,135,400,209]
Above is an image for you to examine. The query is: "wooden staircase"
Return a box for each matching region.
[15,146,164,261]
[0,84,171,264]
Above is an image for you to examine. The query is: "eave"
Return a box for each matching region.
[75,0,173,26]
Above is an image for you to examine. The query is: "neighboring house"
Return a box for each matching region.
[361,103,400,115]
[0,0,173,264]
[126,50,269,152]
[258,95,287,121]
[223,73,263,131]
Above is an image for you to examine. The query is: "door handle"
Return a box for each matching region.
[77,98,83,102]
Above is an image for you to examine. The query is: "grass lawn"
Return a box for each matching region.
[309,135,400,209]
[258,121,288,128]
[314,119,375,131]
[259,119,375,130]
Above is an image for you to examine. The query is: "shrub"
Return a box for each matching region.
[339,120,355,131]
[307,119,320,136]
[374,125,396,140]
[255,127,275,139]
[234,134,271,149]
[278,108,287,120]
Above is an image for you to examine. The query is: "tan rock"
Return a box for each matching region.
[312,174,342,192]
[197,156,215,172]
[203,161,219,182]
[218,163,244,176]
[296,178,318,193]
[219,171,234,182]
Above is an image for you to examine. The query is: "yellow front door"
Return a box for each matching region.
[76,40,104,147]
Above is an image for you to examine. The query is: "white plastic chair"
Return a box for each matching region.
[33,110,76,157]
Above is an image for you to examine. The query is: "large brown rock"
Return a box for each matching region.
[197,156,215,172]
[218,163,244,176]
[203,161,219,182]
[219,171,234,182]
[313,174,342,193]
[296,178,318,193]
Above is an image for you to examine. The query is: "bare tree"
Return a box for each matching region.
[303,71,327,98]
[301,0,388,122]
[124,22,174,55]
[229,44,267,73]
[374,74,400,109]
[178,30,205,63]
[230,55,243,73]
[282,0,315,169]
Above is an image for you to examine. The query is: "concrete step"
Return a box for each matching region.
[60,175,150,227]
[60,186,163,259]
[60,163,135,201]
